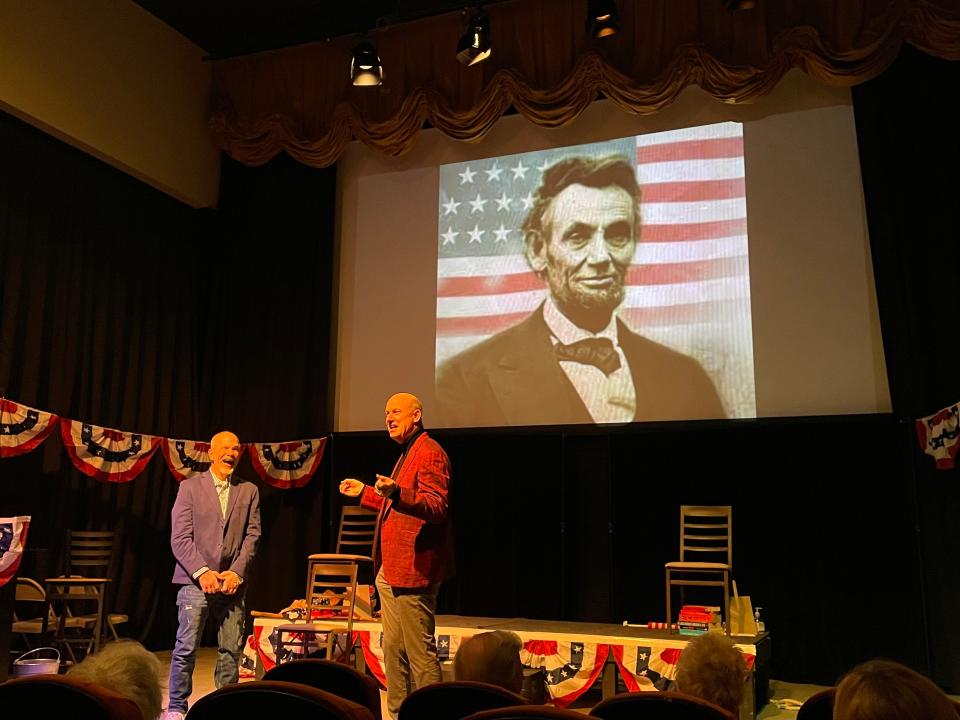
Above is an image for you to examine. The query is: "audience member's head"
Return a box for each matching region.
[68,639,163,720]
[833,658,957,720]
[674,631,747,716]
[454,630,524,694]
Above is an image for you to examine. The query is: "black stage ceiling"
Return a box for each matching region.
[133,0,516,59]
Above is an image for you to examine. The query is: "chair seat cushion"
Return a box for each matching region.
[665,561,730,570]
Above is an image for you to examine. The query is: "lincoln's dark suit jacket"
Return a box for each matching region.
[170,470,261,585]
[435,306,725,427]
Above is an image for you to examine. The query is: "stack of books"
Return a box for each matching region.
[678,605,720,636]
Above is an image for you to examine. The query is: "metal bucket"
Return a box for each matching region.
[12,647,61,676]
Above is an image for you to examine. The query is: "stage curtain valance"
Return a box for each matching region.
[209,0,960,168]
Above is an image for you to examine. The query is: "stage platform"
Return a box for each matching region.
[249,614,771,719]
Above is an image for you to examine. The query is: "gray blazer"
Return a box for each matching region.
[170,470,261,585]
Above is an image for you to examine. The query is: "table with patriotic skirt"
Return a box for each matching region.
[245,615,766,710]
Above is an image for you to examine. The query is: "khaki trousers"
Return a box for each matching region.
[375,568,442,717]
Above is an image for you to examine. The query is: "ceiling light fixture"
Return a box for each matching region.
[456,8,492,66]
[588,0,620,39]
[351,39,383,86]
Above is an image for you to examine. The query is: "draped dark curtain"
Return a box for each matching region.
[0,108,204,643]
[209,0,960,167]
[0,114,338,647]
[853,44,960,690]
[191,152,337,639]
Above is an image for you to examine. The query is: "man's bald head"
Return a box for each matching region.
[209,430,241,478]
[454,631,524,693]
[385,392,423,445]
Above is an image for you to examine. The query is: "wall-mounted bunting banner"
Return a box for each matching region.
[162,438,212,482]
[60,419,161,483]
[2,397,327,490]
[0,515,30,587]
[248,437,328,489]
[916,401,960,469]
[0,398,58,458]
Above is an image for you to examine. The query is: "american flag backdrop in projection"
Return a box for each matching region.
[435,123,756,418]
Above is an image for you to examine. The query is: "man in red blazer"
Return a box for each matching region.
[340,392,453,718]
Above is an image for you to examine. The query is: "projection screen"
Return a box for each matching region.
[335,69,890,431]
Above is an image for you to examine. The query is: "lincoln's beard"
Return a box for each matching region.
[554,281,625,315]
[546,264,627,332]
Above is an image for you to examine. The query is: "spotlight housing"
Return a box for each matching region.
[588,0,620,39]
[456,9,492,66]
[351,40,383,86]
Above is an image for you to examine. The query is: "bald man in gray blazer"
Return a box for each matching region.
[165,431,261,720]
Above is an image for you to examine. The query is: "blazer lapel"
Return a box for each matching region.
[223,480,240,526]
[199,471,222,518]
[382,434,426,520]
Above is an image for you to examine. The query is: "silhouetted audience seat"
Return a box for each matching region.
[263,658,382,720]
[465,705,591,720]
[589,690,736,720]
[185,679,374,720]
[796,687,834,720]
[398,680,528,720]
[0,674,143,720]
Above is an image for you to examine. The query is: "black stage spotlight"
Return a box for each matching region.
[351,40,383,86]
[588,0,620,38]
[456,9,492,66]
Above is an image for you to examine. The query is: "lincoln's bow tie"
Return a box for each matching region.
[554,337,622,375]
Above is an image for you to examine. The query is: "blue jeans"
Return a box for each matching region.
[167,583,246,713]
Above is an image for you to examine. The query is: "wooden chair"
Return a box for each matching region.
[66,530,115,576]
[336,506,378,558]
[274,560,360,663]
[796,687,834,720]
[264,658,382,720]
[186,679,374,720]
[590,690,736,720]
[398,680,528,720]
[665,506,733,635]
[66,530,128,640]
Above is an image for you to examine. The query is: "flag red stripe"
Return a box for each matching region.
[636,137,744,164]
[640,217,747,243]
[437,256,747,297]
[436,299,746,337]
[641,178,745,203]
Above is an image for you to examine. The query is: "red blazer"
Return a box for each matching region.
[360,431,454,587]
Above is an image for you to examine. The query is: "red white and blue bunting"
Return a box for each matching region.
[917,401,960,469]
[521,639,609,707]
[0,515,31,588]
[248,438,328,489]
[0,399,58,458]
[611,643,755,692]
[0,396,330,489]
[162,438,212,482]
[60,419,161,483]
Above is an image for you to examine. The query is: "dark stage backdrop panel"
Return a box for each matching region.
[331,415,927,688]
[610,416,927,686]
